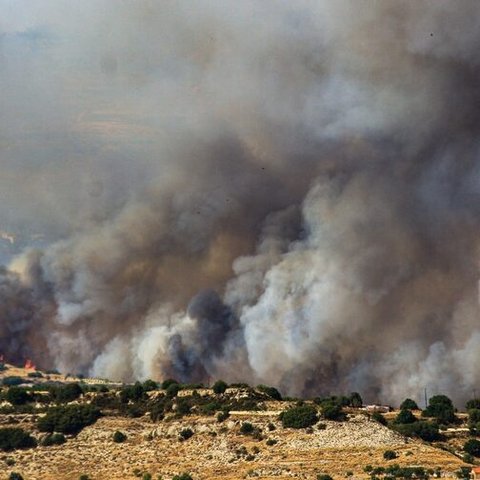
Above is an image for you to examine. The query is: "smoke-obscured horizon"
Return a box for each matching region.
[1,0,480,405]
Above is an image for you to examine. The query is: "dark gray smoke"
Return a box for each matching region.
[1,1,480,405]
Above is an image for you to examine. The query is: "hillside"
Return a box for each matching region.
[0,365,474,480]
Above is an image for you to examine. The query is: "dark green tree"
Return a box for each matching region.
[6,387,30,406]
[394,409,417,424]
[161,378,178,389]
[349,392,363,408]
[400,398,419,411]
[0,428,37,451]
[212,380,228,394]
[464,439,480,457]
[281,405,318,428]
[422,395,455,424]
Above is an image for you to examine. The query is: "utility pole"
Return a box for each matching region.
[424,388,428,409]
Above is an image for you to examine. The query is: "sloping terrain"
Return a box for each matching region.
[1,411,467,480]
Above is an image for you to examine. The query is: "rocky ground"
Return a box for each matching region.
[1,411,467,480]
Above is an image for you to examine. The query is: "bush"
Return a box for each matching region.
[0,428,37,451]
[120,382,145,403]
[467,399,480,410]
[52,382,83,403]
[179,428,194,441]
[113,431,127,443]
[172,474,193,480]
[394,409,417,424]
[464,439,480,457]
[281,405,318,429]
[321,402,344,421]
[349,392,363,408]
[41,433,66,446]
[142,474,152,480]
[456,467,472,480]
[161,378,178,390]
[38,404,101,434]
[240,422,254,435]
[217,411,229,423]
[9,473,24,480]
[142,379,158,391]
[400,398,419,411]
[257,384,282,400]
[393,421,440,441]
[266,438,277,446]
[79,475,90,480]
[422,395,456,424]
[2,377,25,387]
[6,387,31,406]
[212,380,228,394]
[166,383,180,398]
[371,411,387,425]
[383,450,397,460]
[317,475,333,480]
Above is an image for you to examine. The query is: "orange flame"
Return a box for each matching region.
[24,359,36,370]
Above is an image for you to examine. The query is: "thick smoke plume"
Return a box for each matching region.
[1,1,480,405]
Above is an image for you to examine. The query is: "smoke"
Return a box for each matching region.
[1,0,480,405]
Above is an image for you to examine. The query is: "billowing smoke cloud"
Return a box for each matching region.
[1,0,480,405]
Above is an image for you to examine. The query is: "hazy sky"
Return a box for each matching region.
[2,1,480,403]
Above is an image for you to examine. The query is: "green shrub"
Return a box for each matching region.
[38,404,101,434]
[120,382,145,403]
[321,402,343,421]
[212,380,228,394]
[464,439,480,457]
[456,467,472,480]
[179,428,194,441]
[257,384,282,400]
[41,433,66,446]
[394,409,417,424]
[0,428,37,451]
[317,475,333,480]
[172,474,193,480]
[217,411,229,422]
[9,473,24,480]
[113,431,127,443]
[349,392,363,408]
[161,379,179,390]
[27,371,43,378]
[463,453,474,464]
[393,421,440,441]
[281,405,318,428]
[240,422,254,434]
[53,383,83,403]
[166,383,180,398]
[467,399,480,410]
[174,398,191,416]
[6,387,31,406]
[143,379,158,391]
[400,398,419,410]
[371,411,387,425]
[2,377,25,387]
[5,458,15,466]
[383,450,397,460]
[266,438,277,446]
[142,473,152,480]
[422,395,456,424]
[79,475,90,480]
